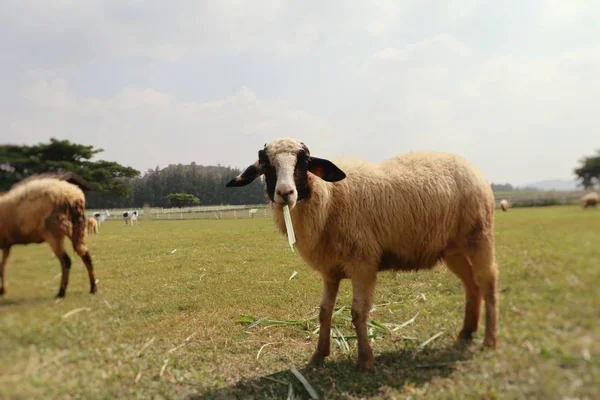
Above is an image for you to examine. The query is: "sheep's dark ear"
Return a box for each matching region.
[226,161,263,187]
[308,157,346,182]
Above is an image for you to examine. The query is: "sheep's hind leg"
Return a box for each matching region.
[46,236,71,298]
[0,248,10,295]
[469,239,499,349]
[81,251,97,294]
[351,273,376,372]
[443,253,482,341]
[72,242,97,294]
[309,275,341,367]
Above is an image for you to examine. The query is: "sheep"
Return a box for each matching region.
[500,199,509,212]
[226,137,499,371]
[87,217,99,234]
[122,210,138,225]
[581,192,599,208]
[0,175,97,298]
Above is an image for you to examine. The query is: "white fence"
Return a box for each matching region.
[493,191,586,208]
[88,204,272,221]
[88,191,588,221]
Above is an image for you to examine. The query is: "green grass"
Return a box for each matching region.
[1,206,599,399]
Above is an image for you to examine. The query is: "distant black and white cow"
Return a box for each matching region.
[122,210,139,225]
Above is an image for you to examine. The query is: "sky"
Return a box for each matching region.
[1,0,599,186]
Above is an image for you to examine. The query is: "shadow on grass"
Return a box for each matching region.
[191,341,477,399]
[0,295,56,309]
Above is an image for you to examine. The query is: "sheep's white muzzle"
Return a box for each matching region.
[274,187,297,208]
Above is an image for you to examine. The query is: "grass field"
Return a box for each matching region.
[1,206,599,399]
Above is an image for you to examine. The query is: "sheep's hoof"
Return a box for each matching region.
[355,355,374,372]
[483,336,497,349]
[309,352,327,367]
[0,287,5,296]
[90,286,97,294]
[355,361,373,373]
[56,288,66,298]
[458,329,475,341]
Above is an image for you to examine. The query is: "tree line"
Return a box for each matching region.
[128,163,266,208]
[83,163,266,209]
[1,138,599,209]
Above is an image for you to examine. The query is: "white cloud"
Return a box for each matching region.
[538,0,600,28]
[347,35,476,158]
[0,0,485,67]
[0,1,323,64]
[359,34,472,85]
[3,80,342,172]
[343,36,600,184]
[20,79,77,110]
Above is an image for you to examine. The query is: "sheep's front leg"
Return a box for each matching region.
[351,275,376,372]
[310,276,341,366]
[0,248,10,295]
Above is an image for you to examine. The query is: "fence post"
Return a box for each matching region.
[234,210,237,219]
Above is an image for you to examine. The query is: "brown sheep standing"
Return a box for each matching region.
[87,217,99,234]
[581,192,599,208]
[227,137,499,371]
[0,175,97,298]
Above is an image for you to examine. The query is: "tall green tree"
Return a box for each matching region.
[166,193,200,207]
[0,138,140,197]
[574,149,600,189]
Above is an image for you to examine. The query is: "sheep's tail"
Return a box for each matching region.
[69,198,88,255]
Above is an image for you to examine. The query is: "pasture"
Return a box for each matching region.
[0,206,598,399]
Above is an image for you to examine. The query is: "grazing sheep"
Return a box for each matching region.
[0,175,97,298]
[87,217,99,234]
[500,199,509,212]
[227,138,499,371]
[581,192,599,208]
[122,210,138,225]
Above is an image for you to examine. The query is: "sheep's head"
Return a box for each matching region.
[226,138,346,209]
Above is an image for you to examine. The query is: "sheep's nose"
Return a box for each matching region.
[277,188,295,202]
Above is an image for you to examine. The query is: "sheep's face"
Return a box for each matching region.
[226,138,346,209]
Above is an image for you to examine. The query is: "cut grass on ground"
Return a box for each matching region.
[0,206,599,399]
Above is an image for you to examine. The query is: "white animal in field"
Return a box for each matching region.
[122,210,138,225]
[93,209,110,224]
